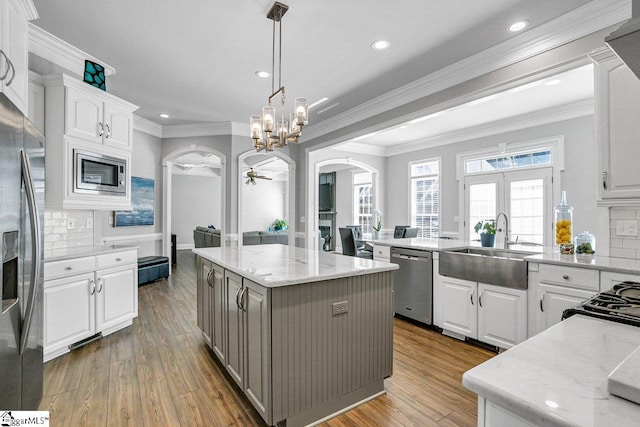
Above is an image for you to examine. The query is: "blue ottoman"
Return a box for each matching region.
[138,256,169,286]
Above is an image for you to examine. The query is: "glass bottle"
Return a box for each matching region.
[575,231,596,255]
[555,191,573,247]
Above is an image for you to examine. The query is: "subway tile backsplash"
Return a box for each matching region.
[44,210,94,250]
[609,206,640,259]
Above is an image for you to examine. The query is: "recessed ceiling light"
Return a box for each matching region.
[545,79,562,86]
[159,113,170,119]
[371,40,391,50]
[508,21,529,32]
[255,71,270,78]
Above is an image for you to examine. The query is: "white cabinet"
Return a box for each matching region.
[373,244,390,261]
[0,0,36,115]
[43,249,138,361]
[44,74,137,211]
[528,263,599,337]
[438,274,526,349]
[591,47,640,202]
[600,271,640,291]
[197,258,225,361]
[225,270,244,388]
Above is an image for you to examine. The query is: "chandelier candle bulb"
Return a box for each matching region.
[294,97,308,125]
[262,106,275,132]
[250,115,262,139]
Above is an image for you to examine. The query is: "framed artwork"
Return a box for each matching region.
[114,177,154,226]
[83,59,106,91]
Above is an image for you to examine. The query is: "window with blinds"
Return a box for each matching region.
[353,172,373,237]
[410,160,440,238]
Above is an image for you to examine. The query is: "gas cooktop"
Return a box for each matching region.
[563,281,640,327]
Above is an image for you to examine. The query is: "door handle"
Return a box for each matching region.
[540,293,545,312]
[19,150,42,356]
[478,291,483,308]
[105,124,111,139]
[470,289,475,306]
[97,122,104,137]
[97,277,104,293]
[89,279,96,295]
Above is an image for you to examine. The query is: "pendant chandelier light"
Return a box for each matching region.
[250,2,308,151]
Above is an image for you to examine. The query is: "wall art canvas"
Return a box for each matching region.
[114,177,154,226]
[83,59,106,91]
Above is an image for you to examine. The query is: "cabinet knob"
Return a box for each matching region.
[65,266,73,271]
[562,274,569,280]
[115,258,122,262]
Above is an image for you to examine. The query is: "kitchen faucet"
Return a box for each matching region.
[496,211,511,249]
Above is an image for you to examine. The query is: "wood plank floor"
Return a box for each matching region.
[40,250,495,426]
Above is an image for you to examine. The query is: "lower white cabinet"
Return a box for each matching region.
[438,275,527,349]
[373,244,391,261]
[43,249,138,361]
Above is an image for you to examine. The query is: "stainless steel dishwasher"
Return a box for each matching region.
[390,247,433,325]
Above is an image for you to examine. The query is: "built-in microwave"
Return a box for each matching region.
[74,149,127,196]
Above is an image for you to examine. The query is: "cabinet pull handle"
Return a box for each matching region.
[65,266,72,271]
[115,257,122,262]
[470,289,474,306]
[240,287,248,312]
[479,291,483,308]
[89,279,96,295]
[207,269,213,287]
[97,277,104,293]
[540,293,545,312]
[6,58,15,86]
[235,286,241,309]
[603,171,608,190]
[105,124,111,139]
[0,50,9,81]
[562,274,569,280]
[97,122,104,137]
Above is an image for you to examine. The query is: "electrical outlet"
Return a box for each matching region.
[67,219,74,230]
[86,217,93,229]
[616,220,639,237]
[332,301,348,315]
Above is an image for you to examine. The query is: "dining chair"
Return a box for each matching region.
[402,227,419,238]
[394,225,410,238]
[339,228,373,259]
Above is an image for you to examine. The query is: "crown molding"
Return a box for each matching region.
[383,99,594,157]
[133,115,163,138]
[28,23,116,77]
[28,70,44,85]
[20,0,39,21]
[42,73,138,111]
[331,142,387,157]
[161,122,232,139]
[301,0,628,144]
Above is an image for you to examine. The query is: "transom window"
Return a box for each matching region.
[465,149,551,174]
[410,160,439,238]
[353,172,373,236]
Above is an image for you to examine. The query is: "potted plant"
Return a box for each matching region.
[372,209,382,239]
[273,218,288,231]
[474,219,496,247]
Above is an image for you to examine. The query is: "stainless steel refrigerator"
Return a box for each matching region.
[0,93,45,410]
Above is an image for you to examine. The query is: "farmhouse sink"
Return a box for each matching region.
[439,248,529,289]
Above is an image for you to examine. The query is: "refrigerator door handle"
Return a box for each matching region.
[19,150,42,356]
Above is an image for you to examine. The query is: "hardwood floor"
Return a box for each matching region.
[40,250,495,426]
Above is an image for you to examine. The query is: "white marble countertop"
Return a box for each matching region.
[193,244,398,288]
[44,244,138,262]
[463,315,640,427]
[524,252,640,275]
[372,237,546,254]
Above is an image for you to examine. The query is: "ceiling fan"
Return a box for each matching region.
[245,168,272,185]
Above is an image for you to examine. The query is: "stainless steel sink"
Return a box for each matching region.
[439,248,529,289]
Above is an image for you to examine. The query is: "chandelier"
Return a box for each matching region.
[250,2,308,151]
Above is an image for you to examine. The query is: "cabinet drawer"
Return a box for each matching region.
[96,250,137,269]
[45,256,95,280]
[538,264,599,291]
[373,245,390,261]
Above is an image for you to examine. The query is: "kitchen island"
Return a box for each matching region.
[193,245,398,427]
[463,314,640,426]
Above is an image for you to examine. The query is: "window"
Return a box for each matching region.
[353,172,373,236]
[410,160,439,238]
[465,149,551,174]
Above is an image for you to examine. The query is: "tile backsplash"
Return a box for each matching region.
[609,206,640,259]
[44,210,95,250]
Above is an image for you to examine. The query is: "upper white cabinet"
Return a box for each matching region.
[0,0,37,114]
[591,47,640,202]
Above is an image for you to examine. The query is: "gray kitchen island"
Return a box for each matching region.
[193,244,398,427]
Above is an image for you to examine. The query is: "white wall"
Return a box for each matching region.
[385,115,597,239]
[242,179,286,231]
[171,174,222,249]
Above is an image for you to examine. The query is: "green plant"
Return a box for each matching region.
[372,209,383,232]
[273,218,288,229]
[474,219,496,235]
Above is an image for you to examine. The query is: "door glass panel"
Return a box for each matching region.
[468,183,496,240]
[510,179,544,244]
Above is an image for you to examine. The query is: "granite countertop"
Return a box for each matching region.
[463,315,640,427]
[44,244,138,262]
[193,244,398,288]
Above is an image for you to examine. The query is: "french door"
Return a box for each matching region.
[465,168,552,247]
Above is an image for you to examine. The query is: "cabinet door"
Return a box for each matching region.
[103,101,133,149]
[441,276,477,339]
[243,280,271,422]
[225,270,244,388]
[43,272,95,359]
[600,271,640,291]
[1,0,28,114]
[95,264,137,333]
[477,283,527,349]
[534,283,596,335]
[197,258,213,347]
[211,264,225,363]
[65,86,104,144]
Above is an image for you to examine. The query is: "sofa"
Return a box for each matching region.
[193,226,222,248]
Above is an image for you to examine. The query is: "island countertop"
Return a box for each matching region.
[193,244,398,288]
[463,315,640,427]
